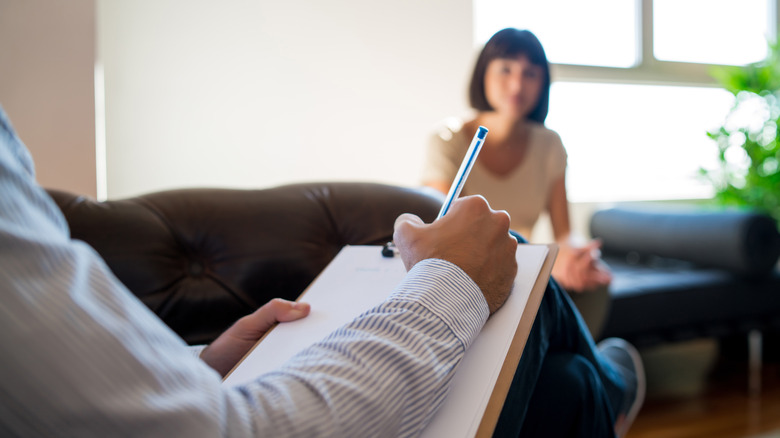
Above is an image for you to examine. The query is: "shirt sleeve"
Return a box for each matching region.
[0,106,489,438]
[225,259,489,437]
[544,129,568,182]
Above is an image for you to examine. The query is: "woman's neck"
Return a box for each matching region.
[474,113,531,147]
[468,113,532,176]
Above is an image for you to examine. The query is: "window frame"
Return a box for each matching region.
[550,0,780,87]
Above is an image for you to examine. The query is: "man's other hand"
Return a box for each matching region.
[200,299,311,376]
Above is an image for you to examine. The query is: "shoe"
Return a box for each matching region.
[597,337,646,437]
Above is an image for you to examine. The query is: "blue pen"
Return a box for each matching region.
[436,126,489,219]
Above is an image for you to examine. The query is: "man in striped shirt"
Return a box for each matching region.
[0,105,640,437]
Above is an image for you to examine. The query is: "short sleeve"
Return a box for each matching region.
[420,119,468,185]
[545,129,568,181]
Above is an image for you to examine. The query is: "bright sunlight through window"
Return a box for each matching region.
[654,0,770,65]
[547,83,733,203]
[474,0,638,68]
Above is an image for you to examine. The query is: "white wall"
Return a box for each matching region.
[99,0,476,199]
[0,0,96,197]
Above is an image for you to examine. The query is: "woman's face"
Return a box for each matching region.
[483,54,544,120]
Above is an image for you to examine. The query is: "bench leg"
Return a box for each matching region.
[748,329,762,396]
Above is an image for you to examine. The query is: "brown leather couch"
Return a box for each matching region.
[46,182,442,345]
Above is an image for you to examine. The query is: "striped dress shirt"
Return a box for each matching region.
[0,105,490,437]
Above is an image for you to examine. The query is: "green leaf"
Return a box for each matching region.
[706,34,780,226]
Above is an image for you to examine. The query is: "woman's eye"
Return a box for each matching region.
[524,69,540,79]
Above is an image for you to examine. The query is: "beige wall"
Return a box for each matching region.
[99,0,476,199]
[0,0,97,197]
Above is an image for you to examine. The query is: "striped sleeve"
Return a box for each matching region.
[222,259,489,437]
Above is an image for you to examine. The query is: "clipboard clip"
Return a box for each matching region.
[381,241,398,258]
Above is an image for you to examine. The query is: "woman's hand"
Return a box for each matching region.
[199,299,311,377]
[553,239,612,293]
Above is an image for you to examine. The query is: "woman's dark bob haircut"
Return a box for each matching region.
[468,28,551,124]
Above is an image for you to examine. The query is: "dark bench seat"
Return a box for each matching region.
[592,206,780,353]
[601,257,780,348]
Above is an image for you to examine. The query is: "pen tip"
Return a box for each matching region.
[477,126,488,139]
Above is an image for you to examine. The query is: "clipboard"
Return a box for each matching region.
[474,243,556,437]
[223,243,557,438]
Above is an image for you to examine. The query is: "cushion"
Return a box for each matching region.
[590,207,780,277]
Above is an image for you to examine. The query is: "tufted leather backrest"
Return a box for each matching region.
[46,182,442,345]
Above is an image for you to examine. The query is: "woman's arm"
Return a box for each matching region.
[547,175,612,292]
[547,174,572,243]
[423,180,451,195]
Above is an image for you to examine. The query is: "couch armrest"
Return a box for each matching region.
[590,207,780,277]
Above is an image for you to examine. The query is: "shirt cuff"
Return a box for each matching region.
[188,344,207,359]
[390,258,489,350]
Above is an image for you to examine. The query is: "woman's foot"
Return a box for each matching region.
[597,338,646,437]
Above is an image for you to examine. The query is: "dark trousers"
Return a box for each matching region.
[492,240,625,437]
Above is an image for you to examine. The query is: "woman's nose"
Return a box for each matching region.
[508,73,523,93]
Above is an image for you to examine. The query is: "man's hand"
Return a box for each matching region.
[393,195,517,314]
[200,299,311,377]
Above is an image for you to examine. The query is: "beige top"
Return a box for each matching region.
[422,118,567,239]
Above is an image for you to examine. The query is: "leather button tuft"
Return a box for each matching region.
[189,261,205,277]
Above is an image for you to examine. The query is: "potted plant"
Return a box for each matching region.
[701,37,780,226]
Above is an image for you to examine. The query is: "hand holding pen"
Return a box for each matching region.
[383,126,490,257]
[393,195,517,314]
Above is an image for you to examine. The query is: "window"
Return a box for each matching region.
[654,0,770,65]
[474,0,638,68]
[547,83,733,202]
[473,0,779,202]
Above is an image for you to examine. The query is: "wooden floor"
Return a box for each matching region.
[627,351,780,438]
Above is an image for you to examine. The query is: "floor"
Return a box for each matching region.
[626,339,780,438]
